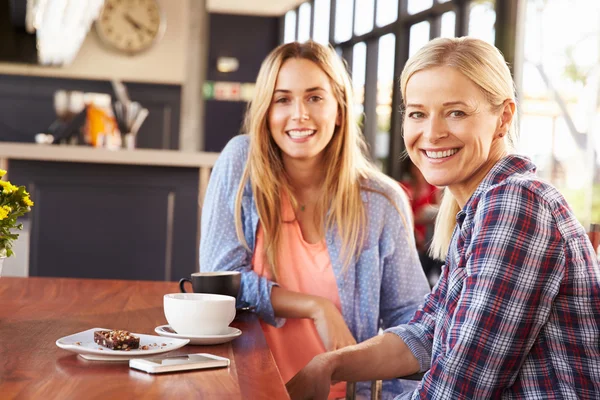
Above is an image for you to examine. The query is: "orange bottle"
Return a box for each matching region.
[86,104,117,147]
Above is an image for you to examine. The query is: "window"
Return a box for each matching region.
[284,10,296,43]
[440,11,456,38]
[375,33,396,169]
[376,0,398,27]
[468,0,495,44]
[298,3,312,43]
[335,0,354,43]
[517,0,600,226]
[407,0,433,15]
[354,0,375,35]
[409,21,430,57]
[352,42,367,124]
[313,0,331,44]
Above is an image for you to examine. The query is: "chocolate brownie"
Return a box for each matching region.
[94,330,140,350]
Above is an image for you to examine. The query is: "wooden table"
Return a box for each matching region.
[0,277,290,399]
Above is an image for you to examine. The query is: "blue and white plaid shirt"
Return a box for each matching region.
[389,155,600,399]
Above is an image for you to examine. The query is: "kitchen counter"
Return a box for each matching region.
[0,142,220,168]
[0,142,222,281]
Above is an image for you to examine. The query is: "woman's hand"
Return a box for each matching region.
[270,287,355,350]
[311,298,356,351]
[286,353,336,400]
[288,334,421,400]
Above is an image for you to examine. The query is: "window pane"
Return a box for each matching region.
[440,11,455,38]
[407,0,433,15]
[355,0,375,35]
[313,0,331,44]
[335,0,354,43]
[376,0,398,27]
[376,33,396,170]
[352,42,367,125]
[284,10,296,43]
[468,0,495,44]
[298,3,311,43]
[409,21,430,57]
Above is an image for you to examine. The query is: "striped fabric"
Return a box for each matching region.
[389,155,600,399]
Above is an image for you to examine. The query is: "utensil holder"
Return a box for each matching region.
[123,133,136,150]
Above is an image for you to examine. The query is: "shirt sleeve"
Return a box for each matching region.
[200,136,282,327]
[379,187,431,330]
[385,263,446,373]
[415,183,565,399]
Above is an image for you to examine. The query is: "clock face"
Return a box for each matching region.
[96,0,165,54]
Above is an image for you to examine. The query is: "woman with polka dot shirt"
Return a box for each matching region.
[200,41,430,399]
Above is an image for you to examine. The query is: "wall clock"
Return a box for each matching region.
[95,0,166,55]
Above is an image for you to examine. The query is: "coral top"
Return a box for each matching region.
[252,195,346,399]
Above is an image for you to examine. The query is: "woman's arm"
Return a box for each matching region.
[330,333,419,381]
[200,136,281,325]
[270,285,322,318]
[286,333,419,400]
[271,286,357,350]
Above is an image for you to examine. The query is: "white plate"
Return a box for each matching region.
[154,325,242,345]
[56,328,190,361]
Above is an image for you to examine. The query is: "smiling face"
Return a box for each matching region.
[267,58,340,167]
[403,66,513,205]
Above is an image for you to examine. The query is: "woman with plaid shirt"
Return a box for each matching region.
[287,37,600,400]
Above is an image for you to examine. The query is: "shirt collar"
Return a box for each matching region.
[456,154,537,222]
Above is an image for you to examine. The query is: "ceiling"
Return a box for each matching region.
[206,0,305,16]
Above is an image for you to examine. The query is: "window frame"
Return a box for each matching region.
[280,0,520,179]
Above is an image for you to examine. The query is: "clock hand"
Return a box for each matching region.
[124,14,155,36]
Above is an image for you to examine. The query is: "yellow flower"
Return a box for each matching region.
[0,180,17,194]
[0,169,6,177]
[0,207,8,220]
[22,196,34,207]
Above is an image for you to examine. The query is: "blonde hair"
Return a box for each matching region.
[400,37,518,261]
[235,41,412,280]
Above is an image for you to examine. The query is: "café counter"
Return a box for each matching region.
[0,142,220,281]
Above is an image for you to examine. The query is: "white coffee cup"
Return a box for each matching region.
[163,293,236,336]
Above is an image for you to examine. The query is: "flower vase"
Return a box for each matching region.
[0,256,5,277]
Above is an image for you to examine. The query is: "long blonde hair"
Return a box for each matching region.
[400,37,518,261]
[235,41,411,280]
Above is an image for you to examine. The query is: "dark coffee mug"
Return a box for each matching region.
[179,271,241,298]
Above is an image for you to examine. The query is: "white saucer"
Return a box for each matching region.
[56,328,189,361]
[154,325,242,345]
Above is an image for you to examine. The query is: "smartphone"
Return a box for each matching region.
[129,353,230,374]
